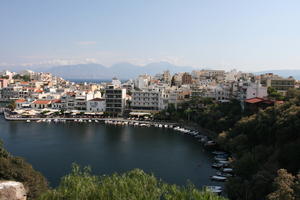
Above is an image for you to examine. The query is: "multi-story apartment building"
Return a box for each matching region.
[181,73,192,85]
[260,73,295,94]
[131,89,160,111]
[0,86,32,101]
[105,85,126,115]
[0,79,9,89]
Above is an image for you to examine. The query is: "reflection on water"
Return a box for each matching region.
[0,116,220,188]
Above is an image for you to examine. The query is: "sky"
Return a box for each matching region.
[0,0,300,71]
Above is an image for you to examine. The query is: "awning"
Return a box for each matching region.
[129,112,151,116]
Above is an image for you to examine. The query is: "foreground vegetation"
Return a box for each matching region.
[0,142,225,200]
[39,164,226,200]
[0,141,48,199]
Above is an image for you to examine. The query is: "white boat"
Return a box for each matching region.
[206,186,222,190]
[47,119,51,123]
[42,119,46,122]
[88,120,92,122]
[222,168,233,173]
[218,160,230,164]
[211,175,227,181]
[26,120,30,123]
[95,120,99,123]
[216,172,233,177]
[214,157,228,161]
[205,186,222,193]
[212,151,228,155]
[36,120,42,123]
[158,124,163,128]
[164,124,168,128]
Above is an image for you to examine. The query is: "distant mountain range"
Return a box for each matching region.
[0,62,299,80]
[37,62,196,80]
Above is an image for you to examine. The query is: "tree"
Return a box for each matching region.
[7,100,16,110]
[267,87,284,100]
[267,169,295,200]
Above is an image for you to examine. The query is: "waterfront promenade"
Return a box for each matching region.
[3,111,177,126]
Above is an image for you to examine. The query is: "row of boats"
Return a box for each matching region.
[170,126,233,194]
[105,121,234,194]
[26,119,100,123]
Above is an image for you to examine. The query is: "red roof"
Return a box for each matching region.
[20,81,29,85]
[51,99,62,103]
[245,97,265,104]
[15,99,26,103]
[90,98,105,101]
[33,100,52,104]
[35,89,43,93]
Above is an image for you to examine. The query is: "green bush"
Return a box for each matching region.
[39,164,227,200]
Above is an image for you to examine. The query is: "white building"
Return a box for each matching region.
[87,98,106,112]
[245,82,268,100]
[131,89,160,111]
[134,75,150,89]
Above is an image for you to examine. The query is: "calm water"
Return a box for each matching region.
[0,116,220,188]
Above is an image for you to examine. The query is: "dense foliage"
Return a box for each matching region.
[39,164,227,200]
[154,97,244,133]
[0,141,48,199]
[13,74,31,81]
[221,90,300,200]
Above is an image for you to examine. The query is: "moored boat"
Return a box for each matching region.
[211,175,227,182]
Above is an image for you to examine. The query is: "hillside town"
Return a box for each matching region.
[0,69,297,118]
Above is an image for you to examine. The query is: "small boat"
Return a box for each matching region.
[205,186,223,194]
[211,175,227,182]
[205,140,216,146]
[212,151,228,155]
[95,120,99,123]
[212,163,224,169]
[158,124,163,128]
[222,168,233,173]
[36,120,42,123]
[214,157,228,161]
[47,119,51,123]
[218,160,230,165]
[216,172,233,177]
[88,120,92,123]
[164,124,168,128]
[206,186,222,190]
[26,120,30,123]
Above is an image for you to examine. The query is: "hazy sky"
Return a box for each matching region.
[1,0,300,71]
